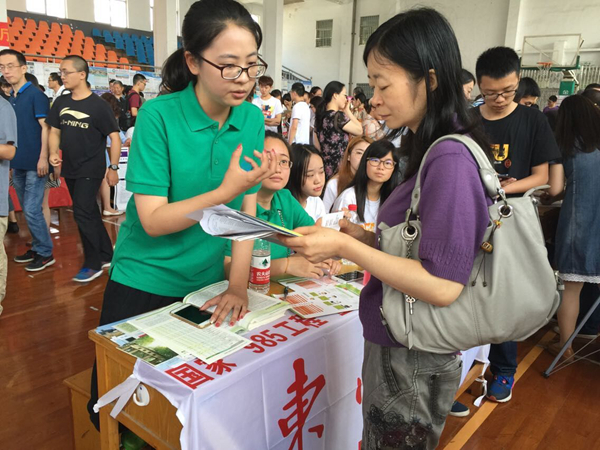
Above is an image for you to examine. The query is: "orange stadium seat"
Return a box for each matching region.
[25,19,37,33]
[61,24,73,38]
[38,21,49,35]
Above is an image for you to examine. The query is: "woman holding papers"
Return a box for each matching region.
[88,0,277,429]
[280,8,493,448]
[225,131,340,279]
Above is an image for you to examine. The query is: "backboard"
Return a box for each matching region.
[521,34,583,70]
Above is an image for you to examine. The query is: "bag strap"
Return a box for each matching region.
[409,134,502,216]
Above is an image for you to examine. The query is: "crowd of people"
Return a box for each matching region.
[1,0,599,447]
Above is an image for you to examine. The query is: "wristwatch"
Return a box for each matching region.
[108,164,120,171]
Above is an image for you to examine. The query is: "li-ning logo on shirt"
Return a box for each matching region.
[60,108,90,129]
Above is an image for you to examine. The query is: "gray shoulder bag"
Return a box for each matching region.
[378,134,561,353]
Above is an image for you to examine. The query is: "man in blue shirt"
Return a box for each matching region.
[0,96,17,316]
[0,49,54,271]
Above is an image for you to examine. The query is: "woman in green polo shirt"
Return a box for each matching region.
[88,0,278,429]
[225,131,340,279]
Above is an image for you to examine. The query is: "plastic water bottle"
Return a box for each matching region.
[249,239,271,294]
[342,205,359,266]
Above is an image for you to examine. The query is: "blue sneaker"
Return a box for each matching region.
[73,268,103,283]
[449,400,470,417]
[487,375,514,403]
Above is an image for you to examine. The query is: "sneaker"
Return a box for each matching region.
[449,400,470,417]
[14,249,36,263]
[553,325,598,340]
[486,375,514,403]
[7,221,19,234]
[25,254,55,272]
[73,268,103,283]
[101,261,111,270]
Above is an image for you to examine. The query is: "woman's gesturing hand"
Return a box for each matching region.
[220,145,278,202]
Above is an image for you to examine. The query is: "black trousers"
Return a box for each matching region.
[65,177,113,270]
[87,279,183,431]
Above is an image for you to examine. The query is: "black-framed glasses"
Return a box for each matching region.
[481,88,518,101]
[367,157,396,169]
[199,56,268,80]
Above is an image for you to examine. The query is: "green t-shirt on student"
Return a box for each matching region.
[110,82,265,297]
[225,189,315,260]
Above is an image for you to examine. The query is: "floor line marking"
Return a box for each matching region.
[444,331,555,449]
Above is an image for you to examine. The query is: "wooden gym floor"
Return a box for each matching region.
[0,208,598,450]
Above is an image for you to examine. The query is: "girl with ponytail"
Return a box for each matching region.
[88,0,278,429]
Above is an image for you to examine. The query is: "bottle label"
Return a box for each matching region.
[250,255,271,285]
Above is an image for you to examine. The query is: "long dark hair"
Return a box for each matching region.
[348,140,400,222]
[315,81,345,133]
[161,0,262,93]
[286,144,323,201]
[555,95,600,158]
[101,93,121,118]
[363,8,491,180]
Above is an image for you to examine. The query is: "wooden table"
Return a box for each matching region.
[90,270,362,450]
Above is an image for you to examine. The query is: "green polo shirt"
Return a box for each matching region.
[111,82,265,297]
[225,189,314,260]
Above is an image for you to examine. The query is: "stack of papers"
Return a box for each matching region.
[274,275,364,319]
[187,205,302,245]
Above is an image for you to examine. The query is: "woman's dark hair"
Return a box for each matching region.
[265,130,292,158]
[161,0,262,93]
[363,8,491,180]
[349,140,400,222]
[25,73,40,88]
[271,89,282,99]
[286,144,323,201]
[555,94,600,158]
[101,92,121,118]
[282,93,291,104]
[315,80,345,133]
[461,69,475,86]
[309,95,323,110]
[581,88,600,107]
[515,77,541,102]
[309,86,322,97]
[354,92,367,106]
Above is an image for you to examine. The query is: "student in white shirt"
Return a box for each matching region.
[288,82,311,144]
[252,75,283,133]
[331,140,400,231]
[287,143,326,222]
[323,135,373,213]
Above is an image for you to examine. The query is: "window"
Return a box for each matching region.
[95,0,128,28]
[26,0,66,18]
[316,20,333,48]
[359,15,379,45]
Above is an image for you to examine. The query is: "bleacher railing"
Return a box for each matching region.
[22,53,160,74]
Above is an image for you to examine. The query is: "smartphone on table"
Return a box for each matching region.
[170,305,213,329]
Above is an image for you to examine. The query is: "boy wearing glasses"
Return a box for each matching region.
[475,46,560,404]
[0,49,54,272]
[127,73,147,129]
[46,56,121,283]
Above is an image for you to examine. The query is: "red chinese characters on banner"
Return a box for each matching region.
[165,363,214,389]
[278,358,326,450]
[194,359,237,375]
[0,23,8,47]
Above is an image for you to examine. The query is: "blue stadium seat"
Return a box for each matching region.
[125,40,136,57]
[92,28,102,38]
[113,31,124,50]
[131,34,140,43]
[122,32,130,40]
[103,30,114,43]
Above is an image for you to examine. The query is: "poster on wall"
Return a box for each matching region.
[140,70,161,99]
[0,22,9,48]
[107,68,132,86]
[89,67,110,92]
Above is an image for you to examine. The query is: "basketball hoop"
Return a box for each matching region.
[537,62,553,88]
